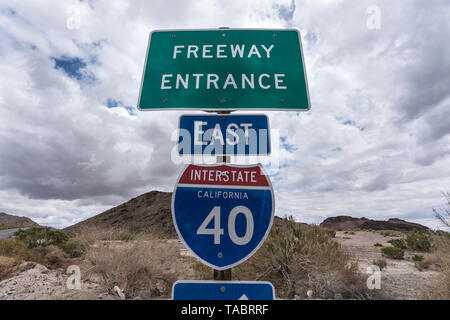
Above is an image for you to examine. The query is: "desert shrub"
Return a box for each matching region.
[411,254,423,262]
[326,230,336,238]
[14,227,87,259]
[372,259,387,270]
[71,226,138,244]
[60,238,86,258]
[405,230,432,252]
[381,246,404,259]
[31,245,68,268]
[0,238,31,260]
[15,226,69,249]
[373,243,383,247]
[0,256,18,280]
[85,241,176,299]
[425,234,450,299]
[234,216,377,299]
[414,260,431,271]
[105,229,136,242]
[387,239,407,249]
[0,239,31,279]
[380,231,393,237]
[380,231,402,237]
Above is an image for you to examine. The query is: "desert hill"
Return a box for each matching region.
[320,216,428,231]
[0,212,39,228]
[64,191,176,238]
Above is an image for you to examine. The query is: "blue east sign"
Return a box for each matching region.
[178,114,270,155]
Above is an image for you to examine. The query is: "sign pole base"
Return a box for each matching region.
[213,269,232,281]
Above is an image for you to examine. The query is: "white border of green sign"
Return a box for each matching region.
[137,28,311,112]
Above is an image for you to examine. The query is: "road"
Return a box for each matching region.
[0,228,26,239]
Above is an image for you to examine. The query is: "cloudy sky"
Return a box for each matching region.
[0,0,449,229]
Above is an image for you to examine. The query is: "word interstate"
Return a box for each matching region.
[189,167,258,184]
[161,43,287,90]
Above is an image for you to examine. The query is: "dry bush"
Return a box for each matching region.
[30,245,69,268]
[381,246,404,259]
[0,256,19,280]
[60,237,86,258]
[433,192,450,228]
[234,217,377,299]
[0,239,32,279]
[0,238,31,260]
[71,225,141,245]
[372,259,387,270]
[15,226,69,249]
[84,241,177,299]
[425,233,450,299]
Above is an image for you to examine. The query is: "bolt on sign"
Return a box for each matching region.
[137,29,310,111]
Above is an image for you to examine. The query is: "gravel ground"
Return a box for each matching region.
[335,231,440,299]
[0,262,116,300]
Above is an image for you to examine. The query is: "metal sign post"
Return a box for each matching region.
[215,110,231,281]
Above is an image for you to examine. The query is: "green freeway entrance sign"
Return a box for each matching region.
[137,29,310,111]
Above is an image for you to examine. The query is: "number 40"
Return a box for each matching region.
[197,206,254,245]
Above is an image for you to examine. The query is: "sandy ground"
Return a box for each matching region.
[335,231,440,299]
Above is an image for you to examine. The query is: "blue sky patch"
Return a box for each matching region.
[52,56,87,80]
[52,56,97,86]
[280,136,298,153]
[106,98,136,116]
[343,120,365,131]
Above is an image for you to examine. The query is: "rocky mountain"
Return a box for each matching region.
[0,212,39,228]
[64,191,177,238]
[319,216,428,231]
